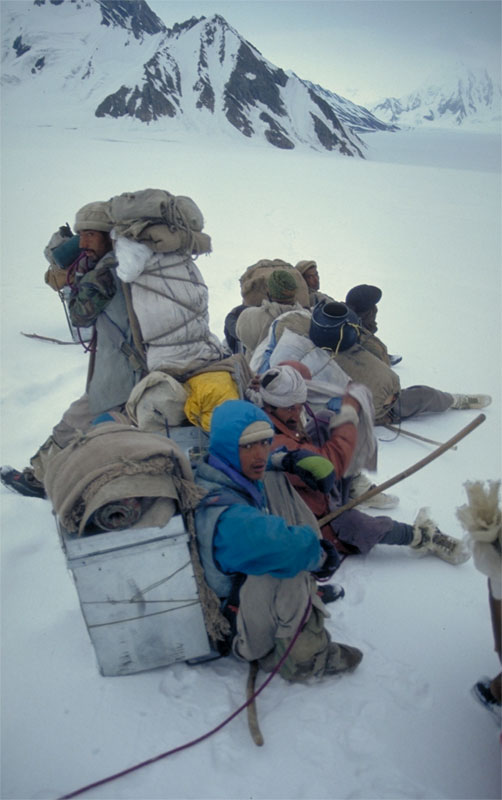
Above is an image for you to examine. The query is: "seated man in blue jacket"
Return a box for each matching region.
[194,399,362,683]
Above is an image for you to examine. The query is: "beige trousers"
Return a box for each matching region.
[233,573,332,681]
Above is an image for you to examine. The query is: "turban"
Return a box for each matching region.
[259,365,308,408]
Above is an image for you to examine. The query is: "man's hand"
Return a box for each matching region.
[312,539,341,582]
[270,448,334,493]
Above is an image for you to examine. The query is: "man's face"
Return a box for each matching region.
[239,438,272,481]
[79,230,112,261]
[303,266,320,291]
[360,305,378,333]
[265,403,303,431]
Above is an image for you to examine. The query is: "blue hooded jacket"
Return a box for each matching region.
[194,400,322,595]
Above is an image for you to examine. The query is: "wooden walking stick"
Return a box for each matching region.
[318,413,486,528]
[383,423,457,450]
[21,332,80,345]
[246,662,264,746]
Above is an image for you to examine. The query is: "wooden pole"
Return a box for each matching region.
[21,332,79,345]
[383,423,457,450]
[246,661,264,746]
[318,413,486,528]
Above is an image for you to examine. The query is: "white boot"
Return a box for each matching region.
[450,394,492,410]
[411,508,471,565]
[349,472,399,510]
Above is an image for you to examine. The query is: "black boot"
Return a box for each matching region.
[1,466,46,499]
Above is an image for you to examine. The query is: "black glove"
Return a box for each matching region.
[270,448,335,493]
[312,539,341,582]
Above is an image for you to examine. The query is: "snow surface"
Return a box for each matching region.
[1,119,501,800]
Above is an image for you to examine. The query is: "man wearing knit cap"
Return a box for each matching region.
[194,399,363,682]
[345,284,382,333]
[2,200,144,498]
[334,284,491,421]
[249,364,470,565]
[236,269,305,359]
[295,260,334,307]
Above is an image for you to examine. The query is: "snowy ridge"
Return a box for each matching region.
[0,0,395,156]
[372,64,501,129]
[303,78,398,134]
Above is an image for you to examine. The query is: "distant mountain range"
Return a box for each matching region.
[1,0,499,159]
[0,0,393,158]
[371,66,501,129]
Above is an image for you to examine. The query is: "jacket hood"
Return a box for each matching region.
[209,400,272,473]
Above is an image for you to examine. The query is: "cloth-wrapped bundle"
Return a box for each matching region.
[101,188,226,379]
[44,422,205,535]
[126,371,189,431]
[114,235,225,378]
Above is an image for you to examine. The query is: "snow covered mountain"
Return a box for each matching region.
[0,0,396,157]
[372,66,501,129]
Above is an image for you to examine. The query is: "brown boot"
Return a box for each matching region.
[323,642,363,676]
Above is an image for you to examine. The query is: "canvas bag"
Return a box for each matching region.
[126,371,189,431]
[109,188,204,232]
[184,372,240,432]
[109,189,211,257]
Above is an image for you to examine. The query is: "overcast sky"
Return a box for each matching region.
[148,0,501,103]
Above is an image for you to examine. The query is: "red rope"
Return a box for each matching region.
[58,597,312,799]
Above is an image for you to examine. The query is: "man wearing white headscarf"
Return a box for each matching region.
[250,365,470,565]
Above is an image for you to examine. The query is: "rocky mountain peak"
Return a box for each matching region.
[1,0,395,155]
[98,0,166,38]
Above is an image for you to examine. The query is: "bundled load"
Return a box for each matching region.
[44,422,204,536]
[239,258,310,308]
[126,371,189,432]
[126,354,254,434]
[108,188,226,379]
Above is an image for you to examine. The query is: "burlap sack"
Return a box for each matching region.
[109,189,204,232]
[126,371,188,431]
[240,259,310,308]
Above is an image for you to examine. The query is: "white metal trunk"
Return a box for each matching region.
[58,514,212,676]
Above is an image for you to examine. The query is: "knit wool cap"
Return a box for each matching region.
[259,365,308,408]
[74,201,114,233]
[238,420,274,446]
[295,259,317,276]
[267,269,297,303]
[345,284,382,314]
